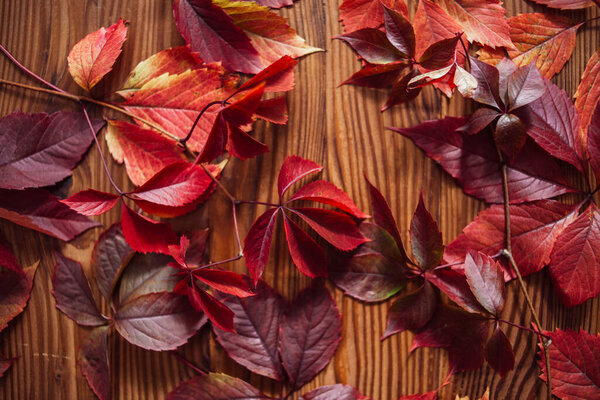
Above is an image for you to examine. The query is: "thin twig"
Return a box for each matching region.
[170,351,207,376]
[200,163,236,203]
[194,255,243,271]
[180,100,224,146]
[0,43,66,93]
[497,318,551,340]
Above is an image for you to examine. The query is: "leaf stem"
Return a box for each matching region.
[232,202,243,257]
[496,148,552,399]
[180,100,224,146]
[497,318,551,339]
[194,255,243,271]
[170,351,207,375]
[200,163,236,203]
[457,34,471,71]
[238,199,281,208]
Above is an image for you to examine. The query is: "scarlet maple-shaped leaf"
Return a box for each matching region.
[0,261,38,333]
[300,384,371,400]
[277,155,323,197]
[0,189,99,241]
[166,373,270,400]
[445,200,577,279]
[280,282,342,389]
[0,111,102,190]
[52,252,106,327]
[392,117,575,204]
[530,0,595,9]
[105,120,186,186]
[282,214,328,278]
[213,280,285,380]
[92,224,133,302]
[485,324,514,377]
[0,357,15,379]
[435,0,512,48]
[339,0,409,33]
[331,223,408,302]
[114,290,205,351]
[410,194,443,269]
[117,254,181,305]
[62,189,120,216]
[382,280,437,339]
[538,329,600,399]
[549,204,600,307]
[504,13,582,80]
[214,0,322,66]
[575,49,600,132]
[414,0,463,59]
[67,19,127,91]
[463,251,504,315]
[244,208,280,284]
[120,201,178,254]
[79,325,109,400]
[173,0,263,74]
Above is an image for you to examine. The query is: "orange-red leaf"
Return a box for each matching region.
[575,49,600,132]
[339,0,409,33]
[530,0,595,9]
[413,0,462,59]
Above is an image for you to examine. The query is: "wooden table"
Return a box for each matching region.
[1,0,599,398]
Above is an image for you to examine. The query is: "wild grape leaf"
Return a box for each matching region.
[413,0,462,59]
[0,357,15,379]
[575,49,600,132]
[79,325,109,400]
[105,120,186,186]
[435,0,513,48]
[392,117,576,203]
[214,0,322,65]
[67,19,127,91]
[506,63,545,111]
[288,180,368,219]
[505,13,582,80]
[213,280,285,380]
[335,29,406,65]
[280,282,342,389]
[173,0,263,74]
[0,235,23,278]
[166,373,270,400]
[0,261,38,333]
[277,155,323,198]
[114,291,205,351]
[52,252,106,326]
[549,204,600,307]
[468,57,501,109]
[120,201,178,254]
[339,0,409,33]
[485,324,514,377]
[382,4,415,58]
[282,214,328,278]
[330,223,408,302]
[227,124,269,160]
[340,62,407,88]
[445,200,577,279]
[300,384,371,400]
[382,280,437,339]
[237,55,297,93]
[494,112,527,161]
[410,194,443,269]
[254,96,288,124]
[382,69,422,110]
[182,282,235,331]
[417,36,460,70]
[463,251,505,315]
[0,111,102,190]
[62,189,120,216]
[0,189,99,241]
[92,223,133,302]
[458,108,501,135]
[244,208,280,284]
[530,0,595,9]
[425,268,485,313]
[588,104,600,181]
[538,329,600,400]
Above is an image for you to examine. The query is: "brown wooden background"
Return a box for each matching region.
[1,0,599,399]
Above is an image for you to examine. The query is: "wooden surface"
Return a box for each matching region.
[1,0,599,399]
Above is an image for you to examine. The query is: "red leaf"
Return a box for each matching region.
[288,180,368,218]
[397,392,437,400]
[549,204,600,307]
[237,55,298,94]
[172,0,263,74]
[91,223,134,302]
[425,268,486,313]
[291,207,368,251]
[413,0,462,59]
[166,373,270,400]
[300,384,370,400]
[106,120,187,186]
[435,0,513,49]
[192,269,253,297]
[187,284,234,332]
[223,83,265,128]
[282,213,328,278]
[382,280,437,339]
[538,329,600,400]
[575,50,600,133]
[410,194,443,269]
[485,325,514,377]
[197,111,228,163]
[335,29,405,65]
[0,357,15,379]
[418,36,460,70]
[62,189,120,216]
[213,280,286,380]
[52,252,106,326]
[120,201,178,254]
[339,0,409,33]
[114,291,205,350]
[391,117,576,203]
[506,63,545,111]
[277,155,323,198]
[340,62,406,88]
[0,111,101,190]
[468,57,501,109]
[255,96,288,124]
[67,19,127,91]
[181,229,210,267]
[444,200,577,279]
[458,108,501,135]
[244,208,280,284]
[382,5,415,58]
[227,124,269,160]
[464,251,505,315]
[381,69,422,110]
[331,223,408,302]
[0,261,38,333]
[589,104,600,182]
[530,0,594,10]
[79,325,110,400]
[494,113,527,162]
[280,282,342,389]
[0,236,23,278]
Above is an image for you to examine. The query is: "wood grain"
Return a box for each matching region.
[1,0,599,399]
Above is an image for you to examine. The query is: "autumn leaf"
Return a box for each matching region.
[120,201,178,254]
[485,324,514,377]
[382,280,437,339]
[300,384,372,400]
[166,373,270,400]
[0,357,15,379]
[79,326,110,400]
[575,49,600,132]
[339,0,409,33]
[413,0,462,59]
[62,189,120,216]
[0,261,38,333]
[0,235,23,278]
[67,19,128,91]
[410,194,443,269]
[463,251,505,315]
[530,0,595,9]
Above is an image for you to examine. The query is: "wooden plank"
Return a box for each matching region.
[0,0,599,399]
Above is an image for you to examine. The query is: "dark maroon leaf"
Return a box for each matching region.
[382,5,415,58]
[469,57,501,109]
[300,384,368,400]
[335,29,404,64]
[458,108,501,135]
[381,69,421,111]
[418,36,460,70]
[166,373,271,400]
[117,253,180,305]
[494,113,526,161]
[463,251,505,316]
[0,261,38,333]
[382,280,437,339]
[0,111,102,190]
[227,124,269,160]
[52,252,106,326]
[79,325,109,400]
[213,280,285,380]
[588,104,600,182]
[507,63,545,111]
[120,201,178,254]
[244,208,281,284]
[0,235,23,278]
[277,155,323,198]
[425,268,486,314]
[410,194,443,269]
[283,214,328,278]
[485,324,515,377]
[62,189,120,216]
[280,282,342,389]
[497,58,518,104]
[340,62,406,88]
